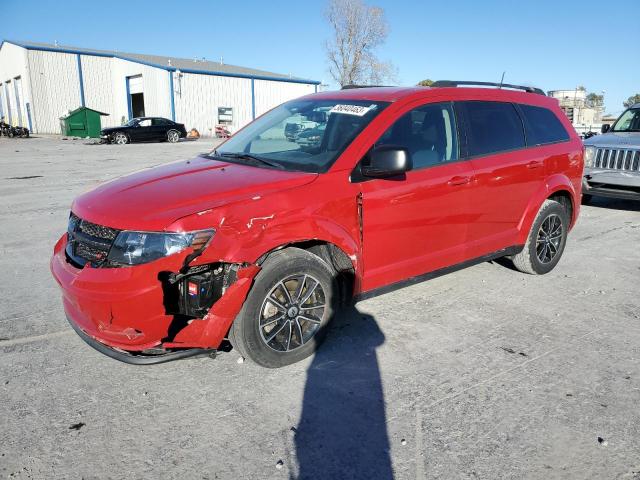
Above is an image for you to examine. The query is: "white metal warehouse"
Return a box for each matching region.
[0,40,320,136]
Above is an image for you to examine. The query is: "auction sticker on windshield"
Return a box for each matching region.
[330,104,375,116]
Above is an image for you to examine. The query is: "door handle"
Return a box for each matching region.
[526,160,543,169]
[447,175,471,186]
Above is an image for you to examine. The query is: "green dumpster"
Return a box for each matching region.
[59,107,109,138]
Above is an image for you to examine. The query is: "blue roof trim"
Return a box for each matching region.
[3,40,321,86]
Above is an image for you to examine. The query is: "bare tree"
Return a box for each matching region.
[325,0,396,87]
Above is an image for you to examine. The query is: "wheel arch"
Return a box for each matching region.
[516,174,578,244]
[256,240,358,303]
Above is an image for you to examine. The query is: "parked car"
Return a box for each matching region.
[51,81,583,367]
[583,104,640,202]
[296,124,326,148]
[101,117,187,144]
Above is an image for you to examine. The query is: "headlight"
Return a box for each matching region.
[584,146,596,168]
[107,229,214,265]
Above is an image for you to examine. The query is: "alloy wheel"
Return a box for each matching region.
[536,213,563,264]
[259,274,326,352]
[114,133,127,145]
[168,131,179,143]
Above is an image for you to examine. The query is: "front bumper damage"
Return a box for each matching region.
[50,234,260,364]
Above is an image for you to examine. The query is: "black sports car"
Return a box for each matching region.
[101,117,187,144]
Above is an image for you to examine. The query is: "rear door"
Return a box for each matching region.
[456,101,541,256]
[151,118,171,140]
[358,101,477,292]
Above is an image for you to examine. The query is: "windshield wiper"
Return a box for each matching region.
[214,152,285,169]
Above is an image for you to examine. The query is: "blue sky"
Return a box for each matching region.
[4,0,638,114]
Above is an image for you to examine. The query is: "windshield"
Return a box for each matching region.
[209,99,388,173]
[611,108,640,132]
[124,118,140,127]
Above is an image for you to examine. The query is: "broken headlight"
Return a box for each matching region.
[107,229,214,265]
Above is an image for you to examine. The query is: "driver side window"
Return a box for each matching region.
[138,119,152,127]
[376,102,458,170]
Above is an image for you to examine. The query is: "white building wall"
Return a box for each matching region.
[27,49,81,134]
[1,42,319,135]
[254,80,315,117]
[80,55,118,127]
[173,73,252,136]
[111,58,171,125]
[0,42,30,129]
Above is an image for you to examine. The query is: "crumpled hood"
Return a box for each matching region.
[585,131,640,149]
[100,126,123,134]
[71,156,318,231]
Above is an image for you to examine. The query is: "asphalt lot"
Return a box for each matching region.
[1,136,639,480]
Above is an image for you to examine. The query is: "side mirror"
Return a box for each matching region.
[601,124,610,133]
[361,146,412,178]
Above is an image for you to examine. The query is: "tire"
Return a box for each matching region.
[229,247,338,368]
[167,129,180,143]
[114,132,128,145]
[512,199,569,275]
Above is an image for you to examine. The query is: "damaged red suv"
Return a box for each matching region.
[51,81,583,367]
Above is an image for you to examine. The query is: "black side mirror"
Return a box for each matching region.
[361,146,412,178]
[601,124,610,133]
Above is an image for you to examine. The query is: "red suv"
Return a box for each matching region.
[51,81,583,367]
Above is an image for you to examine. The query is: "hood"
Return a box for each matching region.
[72,156,318,231]
[101,126,124,133]
[584,131,640,149]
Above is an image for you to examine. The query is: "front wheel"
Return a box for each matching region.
[229,248,337,368]
[167,129,180,143]
[113,132,128,145]
[512,199,569,275]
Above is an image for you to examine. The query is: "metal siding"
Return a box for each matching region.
[0,43,30,127]
[173,73,252,136]
[112,58,171,124]
[253,80,315,117]
[80,55,117,127]
[27,50,80,134]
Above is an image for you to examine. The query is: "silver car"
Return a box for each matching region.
[583,104,640,202]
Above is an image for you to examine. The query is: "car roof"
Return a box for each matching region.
[305,86,558,108]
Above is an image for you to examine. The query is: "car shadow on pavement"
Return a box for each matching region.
[294,305,393,480]
[584,197,640,212]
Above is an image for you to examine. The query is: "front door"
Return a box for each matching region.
[131,118,153,141]
[358,102,477,292]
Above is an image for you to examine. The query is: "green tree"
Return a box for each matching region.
[623,94,640,108]
[585,92,603,108]
[417,79,434,87]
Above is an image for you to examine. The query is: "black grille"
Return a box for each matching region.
[66,213,120,267]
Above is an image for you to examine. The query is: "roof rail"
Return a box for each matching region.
[341,84,394,90]
[431,80,546,96]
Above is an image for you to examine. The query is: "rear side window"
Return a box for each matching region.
[519,104,569,145]
[458,101,525,157]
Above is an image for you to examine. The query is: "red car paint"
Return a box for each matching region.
[51,86,583,356]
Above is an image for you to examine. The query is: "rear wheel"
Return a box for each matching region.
[512,199,569,275]
[229,248,337,368]
[113,132,128,145]
[167,129,180,143]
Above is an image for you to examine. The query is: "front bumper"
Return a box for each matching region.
[50,234,259,361]
[583,169,640,201]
